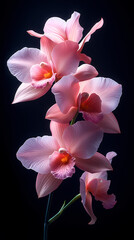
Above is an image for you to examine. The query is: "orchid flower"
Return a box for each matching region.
[27,11,103,63]
[7,40,81,103]
[16,120,114,198]
[80,151,117,225]
[46,76,122,133]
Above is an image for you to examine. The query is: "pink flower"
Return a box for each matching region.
[27,11,103,63]
[80,152,117,224]
[16,121,113,198]
[7,41,79,103]
[46,76,122,133]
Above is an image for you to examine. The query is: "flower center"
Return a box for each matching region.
[58,148,71,164]
[43,71,53,79]
[30,62,53,82]
[49,148,75,179]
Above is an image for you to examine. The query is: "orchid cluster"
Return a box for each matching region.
[7,11,122,227]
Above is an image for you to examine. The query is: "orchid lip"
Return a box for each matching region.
[49,149,76,180]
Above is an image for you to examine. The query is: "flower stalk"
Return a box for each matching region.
[48,193,81,225]
[43,193,53,240]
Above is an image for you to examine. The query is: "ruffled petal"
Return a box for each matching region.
[102,194,117,209]
[49,151,75,179]
[16,136,59,174]
[36,173,62,198]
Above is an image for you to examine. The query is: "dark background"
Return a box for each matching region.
[1,0,133,239]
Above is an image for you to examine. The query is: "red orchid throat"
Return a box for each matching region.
[80,92,102,113]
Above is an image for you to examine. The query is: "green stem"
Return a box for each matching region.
[70,111,79,125]
[48,193,81,225]
[43,193,53,240]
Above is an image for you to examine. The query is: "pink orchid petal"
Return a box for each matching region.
[85,192,97,225]
[80,77,122,114]
[12,82,51,104]
[40,36,57,61]
[86,18,104,38]
[63,121,103,159]
[49,151,75,179]
[27,30,44,38]
[52,75,79,113]
[51,40,79,78]
[79,171,87,204]
[83,112,103,124]
[50,121,69,148]
[43,17,66,43]
[89,178,110,199]
[98,113,121,133]
[16,136,59,174]
[85,171,105,183]
[76,152,112,173]
[89,178,117,209]
[80,173,97,224]
[45,103,78,123]
[36,173,62,198]
[7,47,47,83]
[86,168,117,209]
[79,18,104,52]
[102,194,117,209]
[79,53,92,64]
[74,64,98,81]
[66,11,83,43]
[106,151,117,164]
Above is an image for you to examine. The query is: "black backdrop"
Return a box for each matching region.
[1,0,133,239]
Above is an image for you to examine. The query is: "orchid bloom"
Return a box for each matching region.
[16,120,113,198]
[7,40,80,103]
[80,151,117,225]
[46,76,122,133]
[27,11,104,63]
